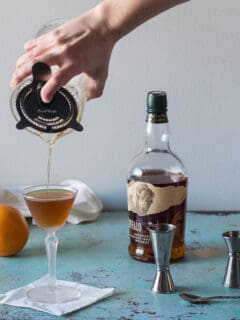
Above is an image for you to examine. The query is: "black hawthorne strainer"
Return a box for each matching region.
[14,62,83,133]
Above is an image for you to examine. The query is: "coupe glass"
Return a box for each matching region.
[23,184,78,304]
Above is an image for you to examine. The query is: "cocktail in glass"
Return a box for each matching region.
[23,184,78,304]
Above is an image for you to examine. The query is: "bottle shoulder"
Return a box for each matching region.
[127,148,187,180]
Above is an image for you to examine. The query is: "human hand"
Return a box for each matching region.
[11,10,116,102]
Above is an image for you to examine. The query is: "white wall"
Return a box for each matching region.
[1,0,240,211]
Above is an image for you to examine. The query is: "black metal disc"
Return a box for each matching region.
[15,81,83,133]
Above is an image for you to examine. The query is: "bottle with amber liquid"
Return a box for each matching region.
[127,91,187,262]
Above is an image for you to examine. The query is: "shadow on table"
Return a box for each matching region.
[189,246,226,259]
[18,244,45,259]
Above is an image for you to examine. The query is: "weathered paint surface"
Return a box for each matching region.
[0,212,239,320]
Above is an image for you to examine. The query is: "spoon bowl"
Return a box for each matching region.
[179,293,240,303]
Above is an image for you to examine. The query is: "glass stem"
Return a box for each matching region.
[45,232,58,291]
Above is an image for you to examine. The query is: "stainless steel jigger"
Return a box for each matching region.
[222,231,240,288]
[148,223,176,294]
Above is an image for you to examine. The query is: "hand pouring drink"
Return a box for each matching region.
[10,61,86,186]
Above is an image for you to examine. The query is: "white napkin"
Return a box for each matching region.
[0,276,115,316]
[0,180,103,224]
[61,180,103,224]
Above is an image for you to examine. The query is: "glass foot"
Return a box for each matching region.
[27,285,80,304]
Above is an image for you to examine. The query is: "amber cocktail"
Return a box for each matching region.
[24,185,78,304]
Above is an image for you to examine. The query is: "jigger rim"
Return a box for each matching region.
[148,223,176,233]
[222,230,240,239]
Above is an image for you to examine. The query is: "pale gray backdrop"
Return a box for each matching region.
[1,0,240,211]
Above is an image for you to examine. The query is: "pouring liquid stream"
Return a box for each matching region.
[44,131,65,189]
[47,141,54,189]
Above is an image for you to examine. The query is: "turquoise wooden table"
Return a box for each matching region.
[0,211,239,319]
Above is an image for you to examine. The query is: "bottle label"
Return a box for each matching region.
[128,180,187,248]
[128,181,186,215]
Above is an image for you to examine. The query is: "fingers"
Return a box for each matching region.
[87,82,104,100]
[11,53,62,87]
[24,39,37,52]
[24,32,54,53]
[40,66,75,103]
[12,53,108,102]
[16,35,55,71]
[16,53,32,70]
[12,62,108,102]
[11,62,32,87]
[86,72,107,100]
[42,68,108,103]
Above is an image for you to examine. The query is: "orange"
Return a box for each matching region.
[0,205,29,256]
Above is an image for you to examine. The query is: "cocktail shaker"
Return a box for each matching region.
[10,19,88,143]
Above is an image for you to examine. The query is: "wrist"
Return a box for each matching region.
[90,0,190,42]
[86,5,119,45]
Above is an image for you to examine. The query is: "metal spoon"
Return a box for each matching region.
[179,293,240,303]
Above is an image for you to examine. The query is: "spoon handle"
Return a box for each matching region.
[207,295,240,300]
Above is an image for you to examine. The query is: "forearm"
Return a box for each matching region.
[93,0,190,41]
[11,0,190,100]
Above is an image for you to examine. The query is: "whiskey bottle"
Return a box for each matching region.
[127,91,187,262]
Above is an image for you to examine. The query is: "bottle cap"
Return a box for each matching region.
[147,91,167,114]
